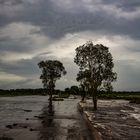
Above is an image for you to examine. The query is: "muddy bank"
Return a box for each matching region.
[78,99,140,140]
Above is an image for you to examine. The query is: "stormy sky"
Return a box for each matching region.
[0,0,140,91]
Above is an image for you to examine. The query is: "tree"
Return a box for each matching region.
[74,41,117,110]
[70,85,79,95]
[76,70,91,101]
[64,87,70,94]
[38,60,66,100]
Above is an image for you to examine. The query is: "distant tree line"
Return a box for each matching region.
[0,88,140,97]
[0,88,46,96]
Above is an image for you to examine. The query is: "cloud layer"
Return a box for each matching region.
[0,0,140,90]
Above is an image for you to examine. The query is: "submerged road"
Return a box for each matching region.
[39,98,93,140]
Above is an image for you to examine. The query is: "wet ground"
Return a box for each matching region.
[0,96,92,140]
[81,99,140,140]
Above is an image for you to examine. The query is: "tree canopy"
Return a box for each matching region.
[38,60,66,98]
[74,41,117,110]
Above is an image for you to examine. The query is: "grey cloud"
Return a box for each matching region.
[0,0,140,39]
[0,57,40,77]
[0,78,42,89]
[0,0,23,5]
[0,41,32,53]
[0,56,79,89]
[127,46,140,53]
[0,22,47,54]
[117,1,140,12]
[101,0,140,11]
[0,53,44,89]
[113,60,140,91]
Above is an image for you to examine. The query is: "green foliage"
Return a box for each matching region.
[64,87,70,94]
[70,86,79,95]
[74,41,117,110]
[77,70,91,93]
[74,41,117,91]
[38,60,66,95]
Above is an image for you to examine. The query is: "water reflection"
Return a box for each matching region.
[39,98,58,140]
[39,98,92,140]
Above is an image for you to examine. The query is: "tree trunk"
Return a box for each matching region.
[48,98,53,114]
[92,89,97,110]
[81,86,86,102]
[81,92,86,102]
[48,88,53,101]
[93,96,97,110]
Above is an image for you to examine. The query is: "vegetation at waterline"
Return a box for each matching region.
[98,91,140,103]
[0,88,140,102]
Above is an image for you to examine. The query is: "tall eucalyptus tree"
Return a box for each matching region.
[38,60,66,100]
[74,41,117,110]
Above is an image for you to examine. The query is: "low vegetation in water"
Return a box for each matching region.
[98,91,140,103]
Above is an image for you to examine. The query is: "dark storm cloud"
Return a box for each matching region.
[0,0,23,5]
[117,1,140,12]
[0,0,140,39]
[102,0,140,8]
[0,40,32,52]
[25,0,140,39]
[0,57,40,77]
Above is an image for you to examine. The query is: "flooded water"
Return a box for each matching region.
[83,99,140,140]
[0,96,48,140]
[39,98,93,140]
[1,96,139,140]
[0,96,92,140]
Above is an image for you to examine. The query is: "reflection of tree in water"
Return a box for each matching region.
[39,98,90,140]
[39,98,58,140]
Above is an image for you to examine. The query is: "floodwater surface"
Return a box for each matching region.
[0,96,48,140]
[1,96,139,140]
[83,99,140,140]
[0,96,92,140]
